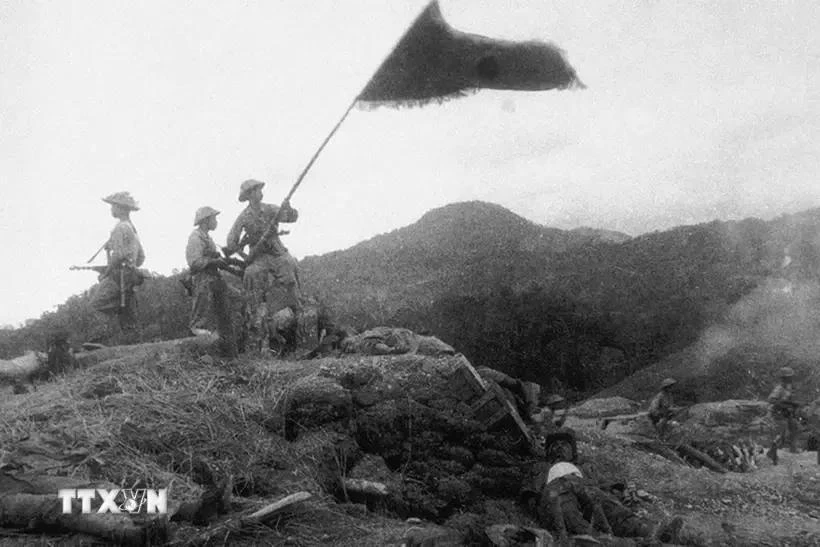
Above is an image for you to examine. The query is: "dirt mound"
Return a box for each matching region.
[2,338,819,546]
[270,354,534,524]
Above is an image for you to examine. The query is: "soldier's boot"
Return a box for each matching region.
[767,443,779,465]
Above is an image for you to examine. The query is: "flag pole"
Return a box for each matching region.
[242,2,434,262]
[277,1,433,207]
[281,97,357,204]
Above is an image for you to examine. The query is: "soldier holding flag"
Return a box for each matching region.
[225,180,301,354]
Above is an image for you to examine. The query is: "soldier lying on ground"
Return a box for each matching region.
[341,327,456,357]
[522,439,686,544]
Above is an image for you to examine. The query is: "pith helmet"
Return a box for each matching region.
[102,191,139,211]
[546,462,583,484]
[661,378,677,389]
[194,206,220,225]
[545,394,566,406]
[238,179,265,202]
[778,366,795,378]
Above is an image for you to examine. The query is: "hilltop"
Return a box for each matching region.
[300,200,631,311]
[5,201,820,399]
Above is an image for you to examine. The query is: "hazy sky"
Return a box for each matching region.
[1,0,819,326]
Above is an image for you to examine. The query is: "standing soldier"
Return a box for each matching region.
[186,207,226,334]
[648,378,677,438]
[224,179,301,354]
[767,366,799,465]
[186,206,238,357]
[91,191,145,343]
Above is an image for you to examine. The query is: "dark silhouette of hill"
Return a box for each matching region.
[300,201,820,397]
[300,201,631,316]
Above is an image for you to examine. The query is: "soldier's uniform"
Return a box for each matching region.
[92,192,145,336]
[186,207,228,336]
[648,378,676,438]
[767,366,799,463]
[527,462,682,543]
[225,179,301,353]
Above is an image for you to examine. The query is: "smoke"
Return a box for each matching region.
[692,276,820,376]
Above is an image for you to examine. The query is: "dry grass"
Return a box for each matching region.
[0,347,430,545]
[0,350,317,503]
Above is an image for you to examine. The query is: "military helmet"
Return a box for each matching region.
[102,191,139,211]
[546,462,583,484]
[545,394,566,406]
[778,366,795,378]
[238,179,265,202]
[194,206,220,225]
[661,378,677,389]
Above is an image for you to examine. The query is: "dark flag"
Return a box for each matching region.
[269,1,584,213]
[358,1,584,107]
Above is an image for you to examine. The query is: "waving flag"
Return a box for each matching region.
[358,1,584,107]
[277,1,584,210]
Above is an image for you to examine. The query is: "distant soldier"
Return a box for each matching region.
[186,207,229,337]
[648,377,677,438]
[767,366,799,464]
[91,192,145,342]
[224,179,301,354]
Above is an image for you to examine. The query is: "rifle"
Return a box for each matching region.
[120,266,126,308]
[600,405,691,431]
[86,241,108,264]
[772,400,805,419]
[236,222,291,264]
[70,265,108,275]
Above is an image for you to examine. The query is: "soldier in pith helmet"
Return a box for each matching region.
[225,179,301,355]
[91,191,145,342]
[186,207,227,339]
[767,366,799,464]
[648,378,677,438]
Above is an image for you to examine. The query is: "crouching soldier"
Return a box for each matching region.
[186,206,238,357]
[767,366,800,464]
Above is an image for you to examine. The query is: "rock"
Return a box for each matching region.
[283,377,353,440]
[0,351,46,382]
[349,454,395,483]
[485,524,555,546]
[681,400,772,444]
[341,478,388,497]
[80,377,123,399]
[572,397,640,418]
[403,525,465,547]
